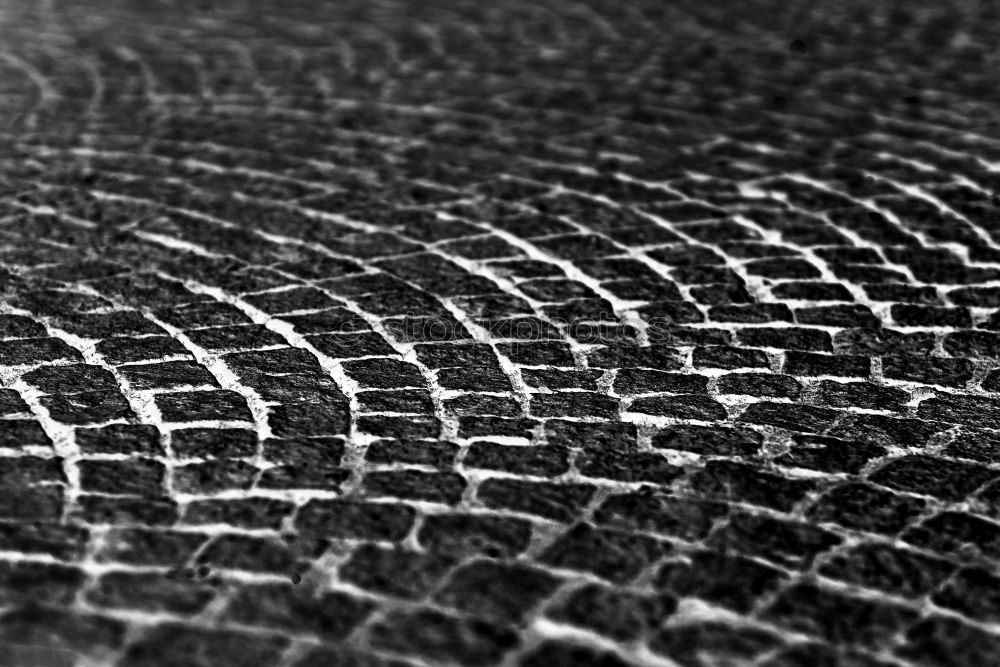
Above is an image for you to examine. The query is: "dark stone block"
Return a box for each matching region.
[628,394,727,420]
[224,347,323,377]
[496,341,575,367]
[97,336,190,365]
[80,458,164,496]
[362,470,466,504]
[539,522,670,583]
[154,302,251,329]
[892,304,972,328]
[738,402,840,432]
[95,528,206,565]
[0,314,46,338]
[0,337,82,365]
[183,498,294,530]
[819,543,956,598]
[546,583,676,641]
[434,559,561,623]
[0,521,88,560]
[518,642,632,667]
[882,355,974,388]
[307,331,396,358]
[119,361,219,390]
[172,460,257,494]
[774,282,853,302]
[341,357,425,388]
[530,392,619,419]
[736,327,832,352]
[365,438,458,468]
[340,544,454,599]
[716,372,801,398]
[465,443,569,477]
[784,350,870,377]
[595,490,729,541]
[171,428,256,458]
[544,420,637,451]
[369,608,519,667]
[478,479,595,522]
[297,499,416,542]
[869,455,998,501]
[359,415,441,439]
[72,495,179,526]
[457,416,535,439]
[87,571,215,615]
[586,344,683,370]
[119,623,288,667]
[651,622,781,666]
[268,402,350,437]
[895,616,1000,667]
[577,449,684,485]
[183,324,285,351]
[807,482,927,533]
[155,390,252,422]
[418,513,532,559]
[22,364,118,394]
[614,369,708,394]
[0,561,85,606]
[357,389,435,414]
[918,393,1000,427]
[197,534,297,573]
[656,550,788,613]
[903,511,1000,560]
[224,583,374,638]
[708,512,842,569]
[688,461,816,511]
[652,424,762,456]
[817,380,906,410]
[761,583,918,647]
[833,327,935,355]
[0,486,63,521]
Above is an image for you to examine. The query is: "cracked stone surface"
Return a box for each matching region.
[2,0,1000,665]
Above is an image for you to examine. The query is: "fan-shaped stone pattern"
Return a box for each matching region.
[2,0,1000,665]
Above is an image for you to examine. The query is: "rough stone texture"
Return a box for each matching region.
[2,1,1000,665]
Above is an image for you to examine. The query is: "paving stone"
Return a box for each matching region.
[895,616,1000,667]
[688,461,817,511]
[340,544,455,599]
[118,360,220,389]
[155,390,253,422]
[656,550,788,613]
[418,513,532,559]
[539,522,670,583]
[119,623,288,667]
[761,583,918,647]
[297,499,417,542]
[819,543,956,598]
[0,337,83,365]
[651,424,763,456]
[369,607,519,667]
[708,512,842,569]
[434,559,561,623]
[478,479,595,522]
[224,583,374,638]
[806,482,927,534]
[650,622,782,666]
[518,642,633,667]
[0,606,125,661]
[22,364,119,394]
[546,583,676,641]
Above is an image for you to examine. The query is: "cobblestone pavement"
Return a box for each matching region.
[2,1,1000,665]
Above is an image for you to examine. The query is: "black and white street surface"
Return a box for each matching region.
[2,1,1000,665]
